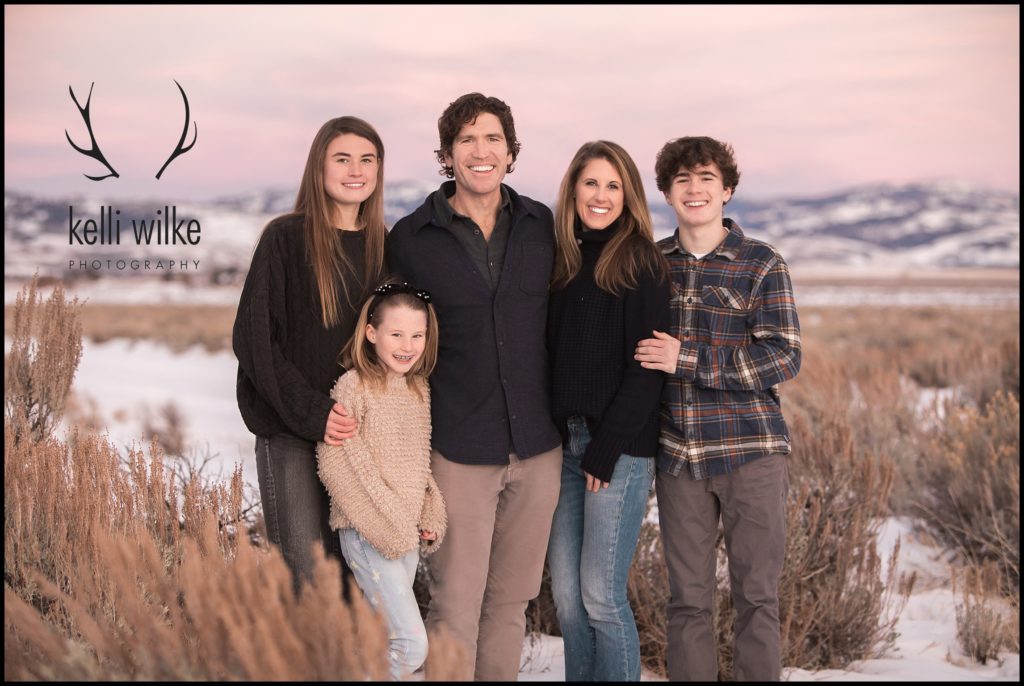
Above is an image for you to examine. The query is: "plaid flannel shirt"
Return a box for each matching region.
[657,219,801,480]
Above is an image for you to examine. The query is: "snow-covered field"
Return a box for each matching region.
[53,339,1019,682]
[64,338,257,488]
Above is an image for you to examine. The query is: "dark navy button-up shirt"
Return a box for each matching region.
[387,183,561,465]
[431,181,512,293]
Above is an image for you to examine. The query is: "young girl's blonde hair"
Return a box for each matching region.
[340,281,439,400]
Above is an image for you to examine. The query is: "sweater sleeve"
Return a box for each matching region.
[580,267,671,483]
[315,373,419,560]
[418,472,448,555]
[414,378,447,553]
[232,225,335,441]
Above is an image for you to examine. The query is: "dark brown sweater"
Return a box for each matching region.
[233,214,369,442]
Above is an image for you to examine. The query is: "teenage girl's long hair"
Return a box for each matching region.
[340,289,439,401]
[293,116,388,328]
[551,140,667,295]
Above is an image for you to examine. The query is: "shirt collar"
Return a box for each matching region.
[432,180,511,228]
[659,218,745,261]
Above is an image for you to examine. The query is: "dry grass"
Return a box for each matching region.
[4,417,394,680]
[4,276,84,443]
[3,280,465,681]
[5,279,1018,677]
[953,562,1020,665]
[916,391,1020,590]
[4,303,236,353]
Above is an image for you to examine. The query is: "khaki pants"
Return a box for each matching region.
[426,446,562,681]
[656,453,789,681]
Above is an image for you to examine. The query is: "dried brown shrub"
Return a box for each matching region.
[4,416,470,680]
[916,391,1020,591]
[141,400,190,458]
[627,517,670,674]
[4,275,84,443]
[953,562,1020,665]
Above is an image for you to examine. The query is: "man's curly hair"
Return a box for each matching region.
[654,136,740,197]
[434,93,521,178]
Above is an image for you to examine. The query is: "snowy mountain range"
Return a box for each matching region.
[3,180,1018,283]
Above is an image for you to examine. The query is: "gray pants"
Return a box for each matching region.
[426,446,562,681]
[255,433,351,595]
[656,453,789,681]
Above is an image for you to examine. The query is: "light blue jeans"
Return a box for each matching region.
[547,417,655,681]
[338,529,427,680]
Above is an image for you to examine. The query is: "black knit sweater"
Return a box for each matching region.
[233,214,369,443]
[548,219,672,482]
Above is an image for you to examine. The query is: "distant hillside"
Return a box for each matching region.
[3,181,1018,282]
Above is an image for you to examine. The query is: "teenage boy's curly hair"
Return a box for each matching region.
[654,136,741,198]
[434,93,522,178]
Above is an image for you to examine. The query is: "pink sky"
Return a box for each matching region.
[4,5,1019,202]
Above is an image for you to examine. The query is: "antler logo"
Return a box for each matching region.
[65,80,197,181]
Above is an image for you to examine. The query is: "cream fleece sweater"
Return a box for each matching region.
[316,370,447,560]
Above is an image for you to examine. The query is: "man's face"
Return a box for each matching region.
[444,112,512,199]
[665,162,732,232]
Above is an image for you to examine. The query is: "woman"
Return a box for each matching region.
[233,116,388,593]
[546,140,671,681]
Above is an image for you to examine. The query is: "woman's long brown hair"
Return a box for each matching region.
[552,140,667,295]
[294,116,388,327]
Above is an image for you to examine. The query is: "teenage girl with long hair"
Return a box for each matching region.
[233,116,388,592]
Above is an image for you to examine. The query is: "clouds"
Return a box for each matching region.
[4,5,1019,201]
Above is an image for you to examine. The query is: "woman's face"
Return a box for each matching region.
[322,133,379,218]
[574,157,624,230]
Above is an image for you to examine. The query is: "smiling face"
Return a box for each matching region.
[366,303,428,378]
[574,157,624,230]
[443,112,512,201]
[322,133,379,221]
[665,161,733,233]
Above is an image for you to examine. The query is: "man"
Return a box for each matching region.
[387,93,562,681]
[635,136,801,681]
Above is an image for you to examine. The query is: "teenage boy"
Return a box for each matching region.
[635,136,802,681]
[387,93,562,681]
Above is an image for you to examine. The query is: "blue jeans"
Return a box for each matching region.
[338,529,427,681]
[547,417,655,681]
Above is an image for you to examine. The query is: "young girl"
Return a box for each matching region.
[316,281,447,681]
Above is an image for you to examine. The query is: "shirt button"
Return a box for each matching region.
[511,415,517,420]
[474,229,481,235]
[682,331,690,338]
[499,341,504,346]
[686,297,693,303]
